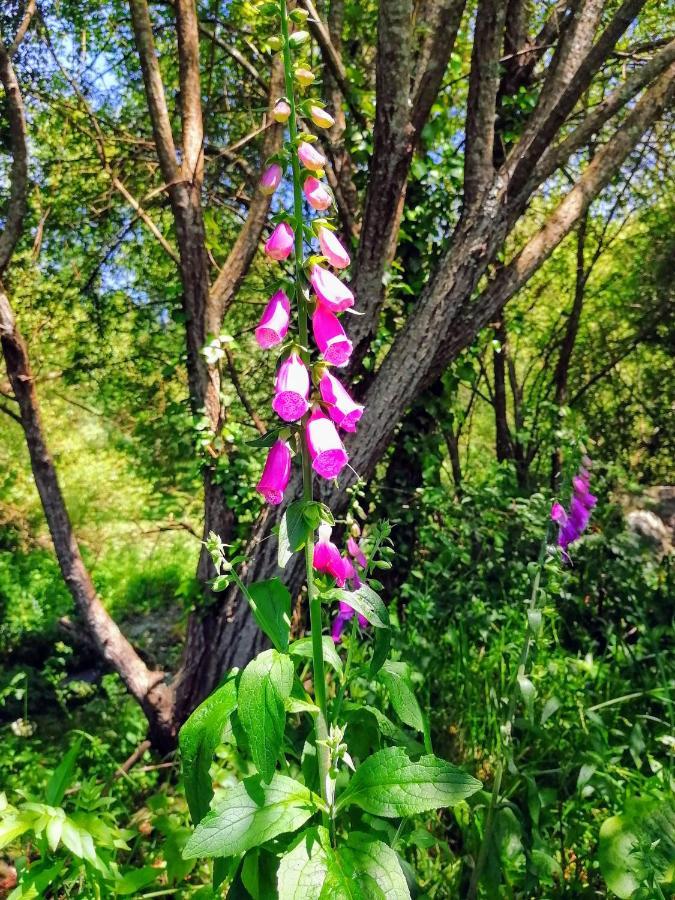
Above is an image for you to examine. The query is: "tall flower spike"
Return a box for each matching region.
[256,439,292,505]
[303,176,332,211]
[272,352,310,422]
[255,290,290,349]
[260,163,282,196]
[318,226,350,269]
[265,222,294,261]
[319,370,364,432]
[306,409,349,479]
[298,141,327,172]
[310,265,354,312]
[312,305,353,367]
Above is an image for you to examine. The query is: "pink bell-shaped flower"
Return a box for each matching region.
[272,353,310,422]
[312,305,352,367]
[313,523,343,580]
[310,265,354,312]
[318,226,350,269]
[319,370,364,432]
[303,176,332,211]
[306,409,348,479]
[259,163,282,196]
[255,290,290,349]
[265,222,294,261]
[347,536,367,568]
[298,142,327,172]
[256,440,292,505]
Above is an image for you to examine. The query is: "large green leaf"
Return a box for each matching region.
[238,649,294,783]
[336,747,481,817]
[289,636,343,678]
[324,584,389,629]
[278,500,319,568]
[45,738,81,806]
[278,828,410,899]
[599,795,675,898]
[248,578,292,652]
[377,661,425,733]
[179,675,238,824]
[182,774,318,859]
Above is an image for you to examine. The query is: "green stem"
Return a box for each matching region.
[279,0,330,820]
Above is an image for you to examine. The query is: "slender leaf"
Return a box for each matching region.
[183,774,318,859]
[248,578,292,651]
[45,739,81,806]
[279,500,321,567]
[179,675,238,824]
[238,650,294,783]
[377,661,425,733]
[336,747,482,817]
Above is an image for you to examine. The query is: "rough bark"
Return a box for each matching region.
[493,320,512,462]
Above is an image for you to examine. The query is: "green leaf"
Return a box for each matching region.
[599,795,675,898]
[278,828,411,899]
[369,626,390,676]
[183,774,318,859]
[0,811,39,850]
[114,867,160,895]
[336,747,482,817]
[45,738,81,806]
[279,501,324,568]
[246,428,282,448]
[238,650,294,783]
[290,637,343,678]
[179,674,238,824]
[377,661,425,733]
[248,578,292,652]
[324,584,389,629]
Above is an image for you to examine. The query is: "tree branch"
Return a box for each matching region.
[0,45,28,276]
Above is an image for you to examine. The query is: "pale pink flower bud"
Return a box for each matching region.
[319,370,363,432]
[310,105,335,129]
[256,440,292,505]
[294,67,315,87]
[303,176,332,211]
[310,265,354,312]
[255,290,290,349]
[265,222,294,261]
[347,536,367,568]
[272,353,310,422]
[273,100,291,123]
[298,141,326,172]
[313,523,343,579]
[318,227,350,269]
[259,163,282,196]
[312,305,352,367]
[306,410,348,479]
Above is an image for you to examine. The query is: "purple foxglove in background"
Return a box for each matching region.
[551,460,597,555]
[306,410,348,479]
[310,265,354,312]
[259,163,282,196]
[256,440,291,505]
[303,176,331,211]
[255,290,290,349]
[319,370,364,432]
[272,353,310,422]
[265,222,294,261]
[312,305,352,367]
[298,141,327,171]
[331,600,368,642]
[318,226,350,269]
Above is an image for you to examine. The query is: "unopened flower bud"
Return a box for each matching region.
[290,8,309,23]
[259,163,282,196]
[273,99,291,123]
[288,30,309,48]
[310,105,335,129]
[268,36,282,51]
[294,67,315,87]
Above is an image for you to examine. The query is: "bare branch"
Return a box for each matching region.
[175,0,204,185]
[7,0,36,58]
[0,46,28,276]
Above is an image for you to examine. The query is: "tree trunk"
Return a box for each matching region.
[493,320,512,462]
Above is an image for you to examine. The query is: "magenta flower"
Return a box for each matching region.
[255,290,290,349]
[272,353,310,422]
[551,460,598,555]
[313,524,343,580]
[310,265,354,312]
[318,226,350,269]
[306,409,348,480]
[260,163,282,196]
[256,440,292,505]
[331,600,368,642]
[265,223,294,261]
[347,536,367,568]
[303,176,332,211]
[298,141,327,172]
[312,305,353,367]
[319,370,364,432]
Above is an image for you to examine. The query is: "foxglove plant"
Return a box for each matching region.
[179,4,481,895]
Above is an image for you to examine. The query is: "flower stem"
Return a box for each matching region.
[279,0,330,817]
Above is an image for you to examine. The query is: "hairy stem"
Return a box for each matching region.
[279,0,330,816]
